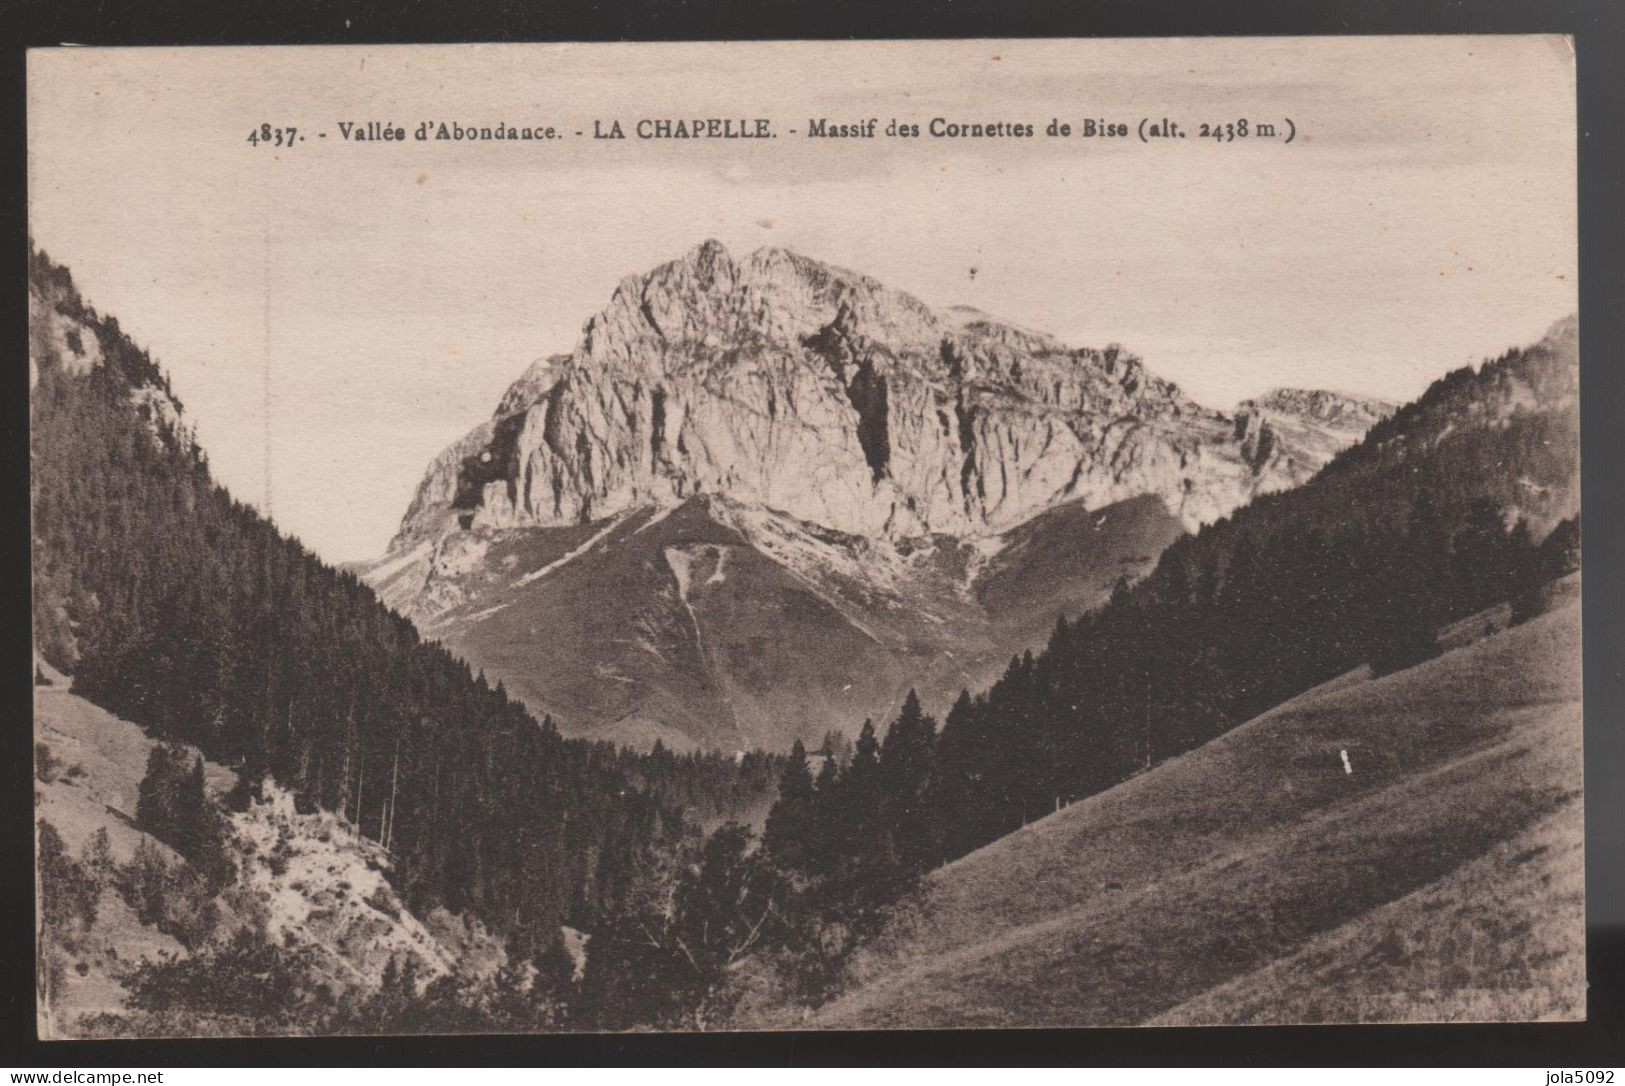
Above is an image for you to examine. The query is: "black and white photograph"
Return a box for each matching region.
[26,36,1587,1039]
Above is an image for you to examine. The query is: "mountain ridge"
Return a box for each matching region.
[384,239,1389,554]
[362,241,1394,750]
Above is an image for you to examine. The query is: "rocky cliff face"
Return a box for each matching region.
[368,241,1392,750]
[393,240,1367,553]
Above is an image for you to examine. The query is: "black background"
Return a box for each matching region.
[3,0,1622,1067]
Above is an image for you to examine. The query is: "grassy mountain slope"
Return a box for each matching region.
[807,590,1582,1028]
[405,498,918,753]
[1151,803,1584,1025]
[35,679,509,1038]
[367,493,1181,752]
[35,685,194,1032]
[973,493,1183,647]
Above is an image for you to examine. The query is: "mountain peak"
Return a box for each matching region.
[690,236,729,260]
[389,243,1380,552]
[679,237,737,281]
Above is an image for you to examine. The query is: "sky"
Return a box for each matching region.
[28,38,1577,562]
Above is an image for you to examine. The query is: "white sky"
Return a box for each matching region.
[28,38,1576,562]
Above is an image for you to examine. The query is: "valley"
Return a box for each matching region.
[30,237,1583,1035]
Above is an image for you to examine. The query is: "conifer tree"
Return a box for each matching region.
[878,690,939,872]
[807,753,843,877]
[763,740,816,872]
[833,719,885,870]
[1452,499,1517,614]
[929,690,992,859]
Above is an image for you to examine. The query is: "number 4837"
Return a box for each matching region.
[247,124,300,147]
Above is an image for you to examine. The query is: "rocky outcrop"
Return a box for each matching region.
[1238,387,1396,430]
[1233,387,1395,482]
[30,250,186,443]
[389,241,1386,556]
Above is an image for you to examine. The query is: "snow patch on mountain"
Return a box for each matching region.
[514,512,630,588]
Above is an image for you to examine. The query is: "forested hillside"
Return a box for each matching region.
[807,591,1584,1027]
[742,315,1580,989]
[29,245,778,1004]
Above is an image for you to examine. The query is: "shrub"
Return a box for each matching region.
[35,742,63,784]
[116,838,219,951]
[82,827,116,892]
[364,885,400,920]
[38,819,100,932]
[118,927,333,1035]
[267,840,291,877]
[136,744,236,890]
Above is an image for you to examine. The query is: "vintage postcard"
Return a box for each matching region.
[28,37,1580,1036]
